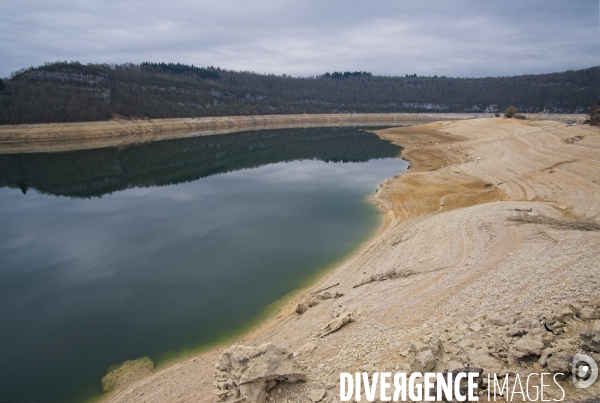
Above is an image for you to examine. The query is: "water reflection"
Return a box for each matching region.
[0,127,402,198]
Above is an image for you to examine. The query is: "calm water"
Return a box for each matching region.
[0,127,406,402]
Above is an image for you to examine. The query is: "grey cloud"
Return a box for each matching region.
[0,0,597,78]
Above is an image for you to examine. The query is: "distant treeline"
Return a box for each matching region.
[324,71,373,79]
[0,61,598,124]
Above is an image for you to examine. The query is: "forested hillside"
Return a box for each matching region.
[0,62,597,124]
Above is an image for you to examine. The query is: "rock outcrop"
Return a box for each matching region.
[408,335,444,372]
[214,343,306,403]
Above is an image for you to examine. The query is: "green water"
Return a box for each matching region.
[0,127,407,402]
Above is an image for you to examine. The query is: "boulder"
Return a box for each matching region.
[512,337,544,357]
[307,388,327,402]
[509,336,544,365]
[410,335,444,357]
[411,350,436,372]
[466,349,504,374]
[214,343,306,403]
[296,303,308,315]
[546,353,573,379]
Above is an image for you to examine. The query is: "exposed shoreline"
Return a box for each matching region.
[0,113,585,154]
[100,117,599,402]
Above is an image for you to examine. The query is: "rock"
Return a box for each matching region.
[508,318,537,337]
[531,327,554,347]
[426,335,445,357]
[539,347,559,367]
[512,337,544,357]
[466,349,503,374]
[101,357,154,393]
[315,312,356,338]
[577,307,600,321]
[409,340,428,354]
[546,353,573,378]
[469,323,483,332]
[296,303,308,315]
[307,388,326,403]
[239,382,269,403]
[411,350,436,372]
[487,337,505,354]
[580,331,600,353]
[410,335,444,358]
[214,343,306,403]
[544,320,566,335]
[556,304,577,323]
[509,336,545,365]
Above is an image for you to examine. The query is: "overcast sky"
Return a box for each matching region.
[1,0,598,78]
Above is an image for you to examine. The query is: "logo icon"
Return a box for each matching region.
[572,354,598,388]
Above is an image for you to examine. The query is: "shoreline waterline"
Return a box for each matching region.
[94,124,424,402]
[100,118,600,403]
[94,160,406,402]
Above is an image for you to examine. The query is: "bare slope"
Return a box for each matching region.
[103,118,599,402]
[0,113,585,154]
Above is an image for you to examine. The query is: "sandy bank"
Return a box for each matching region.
[103,118,599,402]
[0,113,585,155]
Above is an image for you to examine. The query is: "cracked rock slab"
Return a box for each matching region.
[214,343,306,403]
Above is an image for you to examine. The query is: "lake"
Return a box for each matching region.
[0,127,407,402]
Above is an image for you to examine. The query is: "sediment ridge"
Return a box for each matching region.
[100,117,599,402]
[0,113,585,154]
